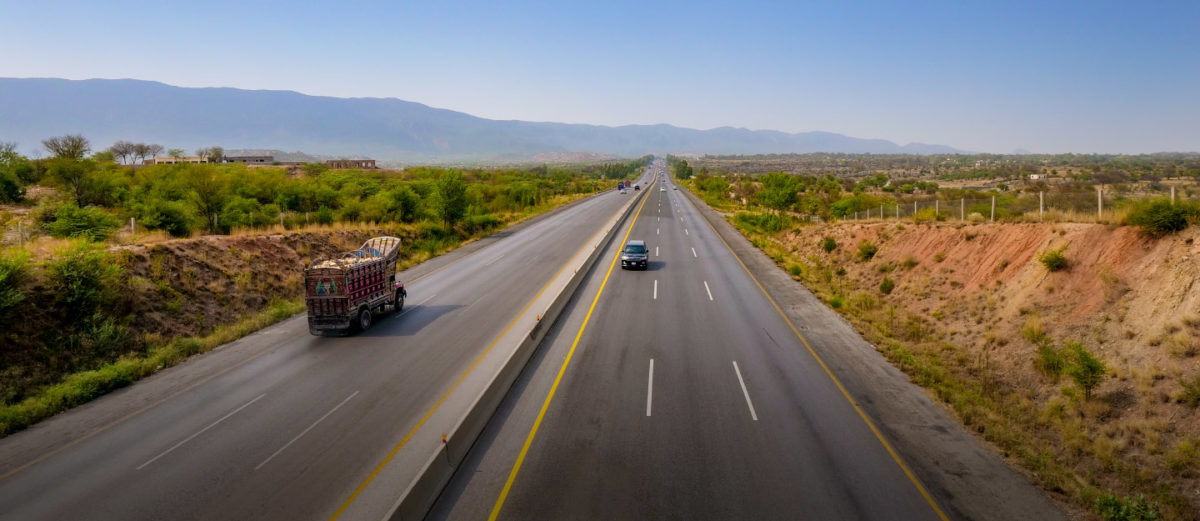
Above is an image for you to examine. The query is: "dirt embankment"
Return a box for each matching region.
[119,227,418,340]
[777,221,1200,516]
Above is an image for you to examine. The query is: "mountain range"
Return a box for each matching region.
[0,78,963,163]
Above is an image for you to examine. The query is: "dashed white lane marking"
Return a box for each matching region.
[691,247,697,258]
[733,362,759,421]
[646,359,655,417]
[138,393,267,469]
[703,281,713,301]
[255,391,358,470]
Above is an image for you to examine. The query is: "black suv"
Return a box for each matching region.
[620,240,649,270]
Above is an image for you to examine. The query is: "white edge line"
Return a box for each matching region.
[655,246,659,256]
[733,362,759,421]
[647,359,655,417]
[704,280,714,301]
[138,393,267,469]
[255,391,358,470]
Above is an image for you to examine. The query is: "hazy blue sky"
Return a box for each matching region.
[2,0,1197,153]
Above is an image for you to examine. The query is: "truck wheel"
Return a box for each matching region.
[358,307,373,331]
[394,290,405,313]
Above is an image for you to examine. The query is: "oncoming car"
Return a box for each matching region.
[620,239,649,270]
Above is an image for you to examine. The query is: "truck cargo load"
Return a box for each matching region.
[305,236,406,336]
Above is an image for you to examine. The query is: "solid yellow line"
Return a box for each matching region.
[329,202,612,520]
[689,190,950,521]
[489,185,651,521]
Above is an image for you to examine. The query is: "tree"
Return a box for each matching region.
[436,171,468,227]
[672,159,694,180]
[108,141,137,165]
[758,172,800,213]
[0,143,31,202]
[42,134,91,160]
[187,168,229,233]
[199,146,224,164]
[168,149,185,162]
[46,158,98,206]
[1066,341,1105,400]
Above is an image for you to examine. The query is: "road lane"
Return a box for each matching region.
[433,174,952,520]
[0,168,655,520]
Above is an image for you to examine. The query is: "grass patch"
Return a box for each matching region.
[857,240,877,261]
[1040,246,1069,272]
[0,298,305,437]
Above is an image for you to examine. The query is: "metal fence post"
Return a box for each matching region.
[1172,186,1176,204]
[991,196,995,222]
[914,200,918,215]
[895,204,899,219]
[880,204,884,220]
[1039,191,1044,221]
[1097,185,1103,221]
[960,198,964,220]
[935,199,939,219]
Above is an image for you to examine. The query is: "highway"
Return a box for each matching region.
[0,167,652,520]
[430,174,1069,520]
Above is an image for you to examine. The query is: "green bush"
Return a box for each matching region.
[1127,199,1197,236]
[0,252,30,325]
[1181,376,1200,408]
[464,214,501,233]
[879,277,895,294]
[1065,341,1106,400]
[821,237,837,253]
[857,241,877,261]
[1035,344,1065,378]
[1096,493,1159,521]
[734,212,784,233]
[1039,246,1068,272]
[47,243,123,318]
[830,296,843,309]
[0,169,23,203]
[46,204,121,241]
[788,264,802,277]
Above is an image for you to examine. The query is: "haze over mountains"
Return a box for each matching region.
[0,78,962,163]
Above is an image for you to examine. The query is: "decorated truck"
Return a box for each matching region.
[304,236,406,336]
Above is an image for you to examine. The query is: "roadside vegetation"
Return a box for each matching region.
[0,135,650,436]
[678,158,1200,519]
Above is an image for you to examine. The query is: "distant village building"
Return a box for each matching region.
[146,155,206,165]
[1028,174,1043,180]
[225,154,274,164]
[326,159,376,169]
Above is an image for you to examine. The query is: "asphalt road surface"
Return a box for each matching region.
[0,168,653,521]
[430,175,1068,520]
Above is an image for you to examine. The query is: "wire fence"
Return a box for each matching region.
[836,187,1196,224]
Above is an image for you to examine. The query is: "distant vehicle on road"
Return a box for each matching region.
[305,236,406,336]
[634,184,641,191]
[660,186,666,192]
[620,239,649,270]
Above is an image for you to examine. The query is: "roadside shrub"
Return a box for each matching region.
[1127,199,1197,236]
[879,277,895,294]
[1095,492,1159,521]
[857,241,877,261]
[0,251,30,325]
[315,205,334,225]
[1181,376,1200,408]
[933,252,945,263]
[47,242,123,318]
[830,296,843,309]
[967,212,986,223]
[821,237,837,253]
[464,214,501,233]
[46,204,121,241]
[0,169,23,203]
[788,264,802,277]
[1065,341,1105,400]
[1034,344,1065,378]
[734,212,784,233]
[1039,246,1068,272]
